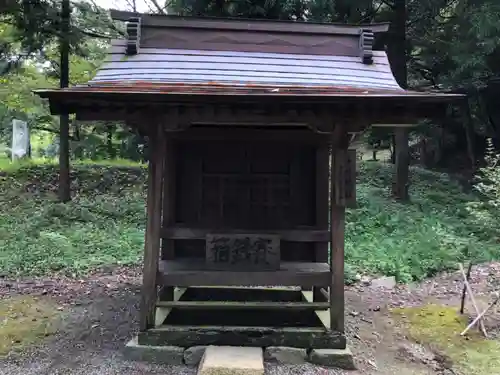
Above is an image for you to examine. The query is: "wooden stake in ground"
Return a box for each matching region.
[461,292,500,336]
[460,262,473,314]
[458,263,488,337]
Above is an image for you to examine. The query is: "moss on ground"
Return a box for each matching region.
[0,295,62,356]
[392,303,500,375]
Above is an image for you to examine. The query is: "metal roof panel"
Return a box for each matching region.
[83,40,403,93]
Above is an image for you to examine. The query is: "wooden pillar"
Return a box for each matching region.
[159,137,176,301]
[329,133,349,334]
[139,123,165,331]
[314,142,329,302]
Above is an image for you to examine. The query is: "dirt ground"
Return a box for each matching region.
[1,263,499,375]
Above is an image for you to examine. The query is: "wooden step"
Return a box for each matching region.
[156,300,329,310]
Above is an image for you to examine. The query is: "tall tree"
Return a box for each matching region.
[406,0,500,168]
[1,0,123,74]
[59,0,71,202]
[388,0,410,201]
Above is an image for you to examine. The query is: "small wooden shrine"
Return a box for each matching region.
[37,11,461,351]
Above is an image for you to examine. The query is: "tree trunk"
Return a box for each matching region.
[389,0,409,200]
[73,121,84,159]
[420,137,428,167]
[462,99,476,170]
[58,0,71,202]
[27,134,32,158]
[435,126,443,165]
[393,129,410,200]
[390,134,396,164]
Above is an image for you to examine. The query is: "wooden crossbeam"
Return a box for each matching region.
[156,301,329,310]
[162,226,329,242]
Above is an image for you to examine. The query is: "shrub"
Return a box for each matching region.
[1,160,499,282]
[466,139,500,242]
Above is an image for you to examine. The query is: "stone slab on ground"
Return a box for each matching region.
[198,346,264,375]
[308,347,356,370]
[123,337,184,365]
[264,346,307,364]
[184,346,207,366]
[371,276,396,290]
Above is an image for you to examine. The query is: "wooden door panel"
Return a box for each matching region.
[175,139,317,262]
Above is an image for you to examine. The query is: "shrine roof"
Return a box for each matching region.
[79,39,403,93]
[36,11,463,116]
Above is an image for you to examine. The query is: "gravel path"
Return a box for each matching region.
[0,353,192,375]
[0,267,192,375]
[1,263,498,375]
[0,267,353,375]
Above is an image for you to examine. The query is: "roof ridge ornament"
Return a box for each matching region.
[359,29,374,65]
[126,17,141,55]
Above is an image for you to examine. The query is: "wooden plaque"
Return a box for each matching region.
[206,234,280,271]
[332,149,357,208]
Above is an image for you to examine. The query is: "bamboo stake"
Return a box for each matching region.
[461,293,500,336]
[459,263,488,337]
[460,262,473,314]
[427,281,435,296]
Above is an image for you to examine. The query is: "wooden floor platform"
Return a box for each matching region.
[158,260,331,287]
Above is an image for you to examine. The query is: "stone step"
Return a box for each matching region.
[198,346,264,375]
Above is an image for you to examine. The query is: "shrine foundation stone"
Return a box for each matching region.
[123,337,184,365]
[264,346,307,364]
[308,347,356,369]
[184,346,207,366]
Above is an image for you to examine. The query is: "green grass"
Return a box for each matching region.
[0,159,499,280]
[72,158,145,168]
[346,162,499,282]
[0,156,52,172]
[0,156,144,172]
[0,162,147,276]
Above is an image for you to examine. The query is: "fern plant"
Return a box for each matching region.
[475,139,500,208]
